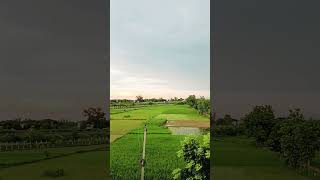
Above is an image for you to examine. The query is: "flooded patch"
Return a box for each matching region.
[168,127,201,135]
[165,120,210,128]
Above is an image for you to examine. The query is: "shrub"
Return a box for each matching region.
[213,125,241,136]
[279,121,320,169]
[267,122,283,152]
[243,105,275,145]
[186,95,197,108]
[24,129,45,142]
[173,133,210,180]
[0,133,22,142]
[196,97,210,115]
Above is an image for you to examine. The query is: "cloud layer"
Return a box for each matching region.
[111,0,210,99]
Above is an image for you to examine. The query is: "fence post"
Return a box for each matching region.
[140,125,147,180]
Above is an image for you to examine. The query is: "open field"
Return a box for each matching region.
[0,144,106,167]
[0,149,109,180]
[110,104,209,142]
[0,129,109,179]
[212,136,318,180]
[110,104,209,179]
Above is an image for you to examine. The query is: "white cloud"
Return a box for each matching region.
[110,0,210,99]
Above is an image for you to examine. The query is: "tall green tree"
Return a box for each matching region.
[83,107,106,129]
[186,95,197,108]
[243,105,275,144]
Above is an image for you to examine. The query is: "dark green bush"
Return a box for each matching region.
[243,105,275,145]
[278,121,320,169]
[213,125,241,136]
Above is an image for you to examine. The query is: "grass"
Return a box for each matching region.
[110,104,208,142]
[110,104,209,179]
[110,118,184,180]
[0,150,109,180]
[0,144,106,168]
[110,104,208,120]
[212,136,317,180]
[110,120,145,142]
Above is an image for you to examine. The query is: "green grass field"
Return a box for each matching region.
[0,150,109,180]
[110,104,208,142]
[212,136,318,180]
[0,144,106,167]
[110,104,209,179]
[0,144,109,180]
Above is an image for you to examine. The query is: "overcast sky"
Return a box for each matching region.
[214,0,320,118]
[0,0,107,120]
[110,0,210,99]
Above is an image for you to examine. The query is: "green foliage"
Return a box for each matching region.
[267,121,283,152]
[186,95,197,108]
[196,97,210,115]
[24,129,45,142]
[215,114,238,126]
[136,95,144,102]
[288,108,304,122]
[0,133,22,142]
[278,121,320,169]
[83,107,107,129]
[173,133,210,180]
[213,125,244,136]
[243,105,275,144]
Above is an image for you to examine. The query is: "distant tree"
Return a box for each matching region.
[24,129,45,142]
[196,97,210,115]
[288,108,304,122]
[136,95,144,102]
[215,114,238,126]
[186,95,197,108]
[243,105,275,144]
[83,107,106,129]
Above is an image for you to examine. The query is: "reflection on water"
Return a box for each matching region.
[168,127,201,135]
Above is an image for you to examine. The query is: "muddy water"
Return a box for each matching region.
[168,127,202,135]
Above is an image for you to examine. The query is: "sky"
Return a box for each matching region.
[214,0,320,119]
[110,0,210,100]
[0,0,107,120]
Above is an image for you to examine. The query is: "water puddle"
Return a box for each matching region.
[168,127,201,135]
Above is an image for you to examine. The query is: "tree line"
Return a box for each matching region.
[185,95,211,116]
[215,105,320,170]
[0,107,107,130]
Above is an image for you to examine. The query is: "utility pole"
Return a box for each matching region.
[140,124,147,180]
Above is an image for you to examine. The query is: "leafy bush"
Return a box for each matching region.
[186,95,197,108]
[0,133,22,142]
[213,125,243,136]
[196,97,210,115]
[267,122,283,152]
[173,133,210,180]
[243,105,275,145]
[43,168,65,178]
[278,121,320,169]
[24,129,45,142]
